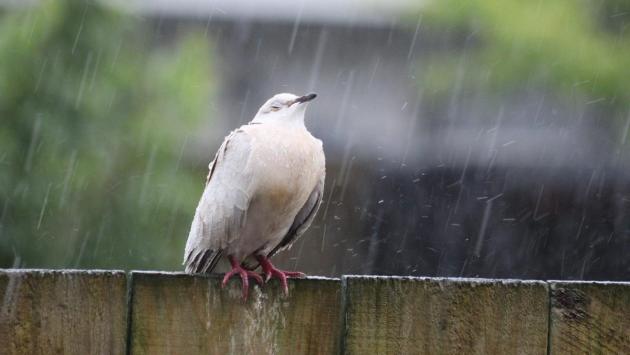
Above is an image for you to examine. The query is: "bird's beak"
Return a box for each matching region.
[292,93,317,105]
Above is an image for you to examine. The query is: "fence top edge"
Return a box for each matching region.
[0,268,126,276]
[342,274,550,286]
[2,270,628,286]
[548,279,630,287]
[130,270,341,281]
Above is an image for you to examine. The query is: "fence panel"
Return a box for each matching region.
[129,272,342,355]
[342,276,549,355]
[0,269,127,355]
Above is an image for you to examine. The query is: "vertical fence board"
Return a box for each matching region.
[0,269,127,355]
[129,272,341,355]
[549,281,630,354]
[342,276,549,355]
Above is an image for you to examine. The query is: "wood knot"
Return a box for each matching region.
[552,287,590,321]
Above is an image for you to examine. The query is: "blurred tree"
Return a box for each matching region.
[420,0,630,116]
[0,1,214,269]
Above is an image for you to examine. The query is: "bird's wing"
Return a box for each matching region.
[267,172,325,259]
[183,128,254,274]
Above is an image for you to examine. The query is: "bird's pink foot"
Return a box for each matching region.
[222,255,263,300]
[255,255,305,295]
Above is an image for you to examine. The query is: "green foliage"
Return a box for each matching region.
[420,0,630,108]
[0,1,214,269]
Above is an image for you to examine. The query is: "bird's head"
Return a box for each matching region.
[252,92,317,124]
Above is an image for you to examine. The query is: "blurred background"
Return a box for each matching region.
[1,0,629,280]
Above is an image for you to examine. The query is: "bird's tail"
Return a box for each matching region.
[184,247,223,274]
[183,212,223,274]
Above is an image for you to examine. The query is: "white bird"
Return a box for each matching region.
[183,93,325,299]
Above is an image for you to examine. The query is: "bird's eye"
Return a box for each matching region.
[270,105,281,111]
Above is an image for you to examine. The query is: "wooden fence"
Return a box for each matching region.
[1,270,629,354]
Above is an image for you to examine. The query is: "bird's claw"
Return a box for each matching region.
[256,255,305,296]
[222,257,263,300]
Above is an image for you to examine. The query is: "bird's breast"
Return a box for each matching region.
[249,126,323,212]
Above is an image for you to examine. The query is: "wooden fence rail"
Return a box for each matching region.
[1,270,629,354]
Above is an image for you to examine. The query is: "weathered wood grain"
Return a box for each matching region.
[129,272,342,355]
[342,276,549,355]
[0,269,127,355]
[549,281,630,354]
[5,269,629,355]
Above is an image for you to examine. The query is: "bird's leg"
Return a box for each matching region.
[221,255,263,300]
[255,255,305,296]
